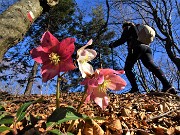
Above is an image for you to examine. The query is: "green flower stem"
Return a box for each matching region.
[56,75,61,108]
[67,86,87,132]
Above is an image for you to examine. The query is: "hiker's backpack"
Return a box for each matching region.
[134,24,155,45]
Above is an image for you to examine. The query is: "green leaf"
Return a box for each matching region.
[0,106,5,111]
[0,112,7,120]
[48,129,74,135]
[0,126,11,132]
[47,106,88,124]
[67,132,74,135]
[16,97,43,122]
[48,129,62,135]
[0,115,13,125]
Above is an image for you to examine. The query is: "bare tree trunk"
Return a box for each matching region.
[0,0,59,62]
[24,61,38,95]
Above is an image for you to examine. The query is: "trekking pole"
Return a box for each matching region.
[111,47,115,69]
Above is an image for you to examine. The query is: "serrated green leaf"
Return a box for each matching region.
[16,97,43,122]
[47,106,88,124]
[0,126,11,132]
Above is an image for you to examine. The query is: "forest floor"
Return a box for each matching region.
[0,91,180,135]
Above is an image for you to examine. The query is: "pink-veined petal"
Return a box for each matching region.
[116,70,125,74]
[97,73,104,84]
[99,68,124,76]
[85,94,91,103]
[107,83,117,90]
[106,74,127,90]
[30,46,49,64]
[84,87,93,103]
[40,31,60,53]
[58,38,75,60]
[94,96,109,110]
[41,63,60,82]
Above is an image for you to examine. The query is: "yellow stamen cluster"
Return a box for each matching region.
[49,52,60,65]
[80,54,89,64]
[99,79,111,92]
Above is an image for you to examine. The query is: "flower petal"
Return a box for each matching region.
[94,96,109,110]
[97,73,104,84]
[77,49,97,61]
[88,79,98,87]
[77,62,94,78]
[77,39,93,54]
[106,74,127,90]
[41,31,60,53]
[58,57,76,72]
[30,46,49,64]
[80,78,90,85]
[84,49,97,61]
[58,38,75,60]
[41,63,60,82]
[99,68,125,76]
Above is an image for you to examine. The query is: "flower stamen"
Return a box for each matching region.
[99,80,111,92]
[49,52,60,65]
[80,55,89,64]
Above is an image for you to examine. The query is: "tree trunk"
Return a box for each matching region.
[0,0,59,62]
[165,38,180,71]
[24,61,38,95]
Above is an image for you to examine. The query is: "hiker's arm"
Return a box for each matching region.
[110,27,129,48]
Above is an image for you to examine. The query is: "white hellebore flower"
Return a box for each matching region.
[77,39,97,78]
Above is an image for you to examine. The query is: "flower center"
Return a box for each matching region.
[80,54,89,64]
[99,79,111,92]
[49,52,60,65]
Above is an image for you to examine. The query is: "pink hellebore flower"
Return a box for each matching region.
[77,39,97,78]
[30,31,76,82]
[81,68,126,110]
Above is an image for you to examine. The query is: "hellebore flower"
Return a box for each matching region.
[81,68,126,110]
[30,31,76,82]
[77,39,97,78]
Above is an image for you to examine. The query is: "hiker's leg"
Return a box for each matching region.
[124,48,142,91]
[140,47,171,88]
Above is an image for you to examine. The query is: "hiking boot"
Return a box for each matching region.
[162,86,177,94]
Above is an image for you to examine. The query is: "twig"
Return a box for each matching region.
[147,92,180,101]
[145,107,180,122]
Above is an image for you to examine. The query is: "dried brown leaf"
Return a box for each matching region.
[166,127,175,135]
[108,119,123,135]
[139,111,146,120]
[121,108,131,117]
[83,119,104,135]
[175,126,180,134]
[137,129,149,135]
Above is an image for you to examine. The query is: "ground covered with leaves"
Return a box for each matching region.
[0,91,180,135]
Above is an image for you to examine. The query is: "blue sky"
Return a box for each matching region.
[0,0,179,95]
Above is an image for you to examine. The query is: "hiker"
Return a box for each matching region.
[109,22,176,94]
